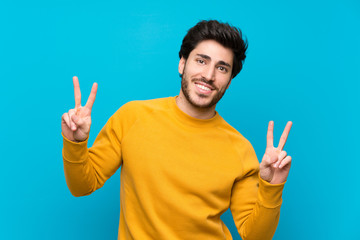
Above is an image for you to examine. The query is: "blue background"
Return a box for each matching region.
[1,0,359,239]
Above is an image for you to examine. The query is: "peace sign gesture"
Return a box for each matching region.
[61,76,98,142]
[259,121,293,184]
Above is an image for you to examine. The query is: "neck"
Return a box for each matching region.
[175,93,216,120]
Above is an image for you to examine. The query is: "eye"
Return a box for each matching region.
[218,66,228,73]
[197,59,205,64]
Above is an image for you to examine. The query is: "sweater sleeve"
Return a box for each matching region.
[62,109,123,197]
[230,143,285,240]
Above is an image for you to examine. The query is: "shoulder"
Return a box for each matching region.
[104,97,173,135]
[112,97,172,120]
[216,116,251,148]
[120,97,171,111]
[216,117,259,170]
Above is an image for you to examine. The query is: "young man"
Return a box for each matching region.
[61,20,292,240]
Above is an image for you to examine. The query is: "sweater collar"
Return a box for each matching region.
[169,96,222,128]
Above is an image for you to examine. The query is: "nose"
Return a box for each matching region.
[202,65,215,82]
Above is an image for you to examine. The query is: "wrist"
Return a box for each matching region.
[257,173,285,208]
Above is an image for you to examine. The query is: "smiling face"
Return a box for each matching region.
[178,40,233,111]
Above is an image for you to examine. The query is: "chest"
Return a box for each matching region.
[121,115,243,201]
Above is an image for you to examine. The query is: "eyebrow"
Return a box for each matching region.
[196,54,232,68]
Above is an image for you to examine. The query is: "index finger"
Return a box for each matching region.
[73,76,81,109]
[85,82,98,111]
[278,121,293,150]
[266,121,274,148]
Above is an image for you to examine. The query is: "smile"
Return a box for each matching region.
[196,84,211,91]
[194,82,214,94]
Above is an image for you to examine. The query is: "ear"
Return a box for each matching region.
[178,57,186,75]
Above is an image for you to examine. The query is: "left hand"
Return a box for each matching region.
[260,121,293,184]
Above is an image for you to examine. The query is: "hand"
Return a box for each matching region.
[61,76,98,142]
[260,121,292,184]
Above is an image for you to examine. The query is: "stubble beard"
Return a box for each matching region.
[181,72,229,109]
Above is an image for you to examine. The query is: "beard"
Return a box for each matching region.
[181,72,230,109]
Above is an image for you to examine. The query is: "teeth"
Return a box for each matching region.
[196,84,211,91]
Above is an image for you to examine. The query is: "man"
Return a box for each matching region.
[61,20,292,240]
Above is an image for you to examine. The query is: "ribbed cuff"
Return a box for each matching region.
[62,132,89,163]
[257,173,285,208]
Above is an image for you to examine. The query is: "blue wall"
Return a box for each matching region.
[1,0,359,239]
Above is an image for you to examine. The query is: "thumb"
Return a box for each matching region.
[71,114,84,127]
[262,154,277,167]
[270,154,278,164]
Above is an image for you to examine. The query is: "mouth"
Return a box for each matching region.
[194,81,215,94]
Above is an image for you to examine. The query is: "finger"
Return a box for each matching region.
[262,154,277,167]
[266,121,274,148]
[62,113,71,129]
[71,114,85,128]
[68,109,77,131]
[73,76,81,110]
[273,151,287,168]
[261,154,271,167]
[85,82,98,111]
[278,121,293,150]
[279,156,292,169]
[278,150,287,161]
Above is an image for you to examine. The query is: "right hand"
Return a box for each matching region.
[61,76,98,142]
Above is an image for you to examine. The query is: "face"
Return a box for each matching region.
[178,40,233,109]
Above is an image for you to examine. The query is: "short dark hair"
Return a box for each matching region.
[179,20,248,78]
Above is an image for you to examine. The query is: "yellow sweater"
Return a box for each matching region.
[62,97,285,240]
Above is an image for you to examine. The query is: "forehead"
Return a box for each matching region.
[190,40,233,65]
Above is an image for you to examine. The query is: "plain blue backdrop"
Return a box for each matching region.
[1,0,359,239]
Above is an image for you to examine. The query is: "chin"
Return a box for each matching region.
[189,94,216,109]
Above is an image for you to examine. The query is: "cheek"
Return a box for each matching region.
[184,64,203,76]
[218,78,232,90]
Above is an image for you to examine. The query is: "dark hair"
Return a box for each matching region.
[179,20,248,78]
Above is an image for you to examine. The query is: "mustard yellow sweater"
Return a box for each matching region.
[62,97,285,240]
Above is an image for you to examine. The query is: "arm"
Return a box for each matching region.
[61,76,122,196]
[230,146,284,240]
[62,114,122,196]
[230,121,292,240]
